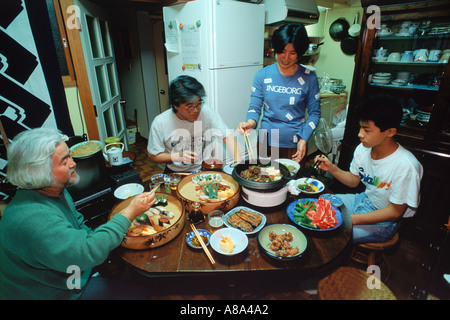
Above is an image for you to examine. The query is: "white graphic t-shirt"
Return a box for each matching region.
[147,104,228,172]
[350,143,423,217]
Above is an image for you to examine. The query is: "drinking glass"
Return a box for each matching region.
[208,210,224,232]
[168,173,181,192]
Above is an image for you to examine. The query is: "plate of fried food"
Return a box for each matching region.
[257,224,307,260]
[224,206,266,235]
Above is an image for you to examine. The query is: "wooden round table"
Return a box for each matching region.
[111,193,353,280]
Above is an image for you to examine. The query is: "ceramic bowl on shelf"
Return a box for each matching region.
[391,79,407,86]
[372,78,391,85]
[330,84,347,94]
[439,50,450,63]
[372,56,388,62]
[373,72,392,78]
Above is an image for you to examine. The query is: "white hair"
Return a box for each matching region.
[7,127,68,189]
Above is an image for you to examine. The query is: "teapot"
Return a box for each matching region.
[103,142,124,166]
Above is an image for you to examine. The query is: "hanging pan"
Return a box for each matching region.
[341,12,360,55]
[329,17,350,41]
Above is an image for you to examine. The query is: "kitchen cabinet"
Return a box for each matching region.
[340,0,450,238]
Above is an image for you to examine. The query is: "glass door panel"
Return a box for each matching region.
[95,64,109,103]
[107,63,119,98]
[100,19,113,58]
[86,15,102,59]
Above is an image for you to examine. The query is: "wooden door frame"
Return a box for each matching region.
[57,0,100,140]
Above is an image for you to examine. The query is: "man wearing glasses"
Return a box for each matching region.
[148,75,241,173]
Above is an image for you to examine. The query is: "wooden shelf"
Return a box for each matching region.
[378,33,450,41]
[373,61,446,67]
[369,83,440,91]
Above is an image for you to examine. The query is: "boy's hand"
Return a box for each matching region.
[314,154,332,171]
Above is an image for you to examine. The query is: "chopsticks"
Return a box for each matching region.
[146,183,161,201]
[150,183,161,193]
[244,134,256,162]
[190,223,215,265]
[314,154,326,169]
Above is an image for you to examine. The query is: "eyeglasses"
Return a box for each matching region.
[184,99,203,113]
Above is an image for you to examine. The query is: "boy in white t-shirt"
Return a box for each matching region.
[315,95,423,244]
[147,76,241,172]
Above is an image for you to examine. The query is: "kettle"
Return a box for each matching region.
[104,142,124,166]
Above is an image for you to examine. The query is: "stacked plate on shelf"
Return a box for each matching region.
[429,23,450,35]
[372,73,392,85]
[416,109,431,123]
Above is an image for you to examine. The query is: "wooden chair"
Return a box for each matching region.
[351,233,399,282]
[318,267,397,300]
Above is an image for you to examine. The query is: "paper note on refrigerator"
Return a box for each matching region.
[165,20,180,53]
[181,24,201,70]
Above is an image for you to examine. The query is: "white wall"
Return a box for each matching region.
[313,2,363,94]
[65,87,86,137]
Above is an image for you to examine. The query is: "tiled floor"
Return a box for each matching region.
[127,135,449,300]
[129,136,163,187]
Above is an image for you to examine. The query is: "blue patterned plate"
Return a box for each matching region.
[286,198,343,231]
[319,194,344,207]
[186,229,211,249]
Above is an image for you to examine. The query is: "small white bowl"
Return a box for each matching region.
[391,79,406,86]
[210,228,248,256]
[114,183,144,200]
[273,158,300,176]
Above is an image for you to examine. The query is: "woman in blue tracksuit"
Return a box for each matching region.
[238,23,321,163]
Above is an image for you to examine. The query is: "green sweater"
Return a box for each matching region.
[0,189,130,300]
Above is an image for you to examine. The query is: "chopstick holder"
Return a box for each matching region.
[190,223,215,265]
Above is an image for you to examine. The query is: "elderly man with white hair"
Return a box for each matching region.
[0,127,155,299]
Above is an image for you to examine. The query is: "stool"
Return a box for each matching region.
[318,267,397,300]
[351,233,399,282]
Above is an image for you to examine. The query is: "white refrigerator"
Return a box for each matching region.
[163,0,265,132]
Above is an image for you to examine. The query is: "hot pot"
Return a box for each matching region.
[231,160,292,190]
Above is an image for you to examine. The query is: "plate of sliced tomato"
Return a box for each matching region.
[286,198,343,231]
